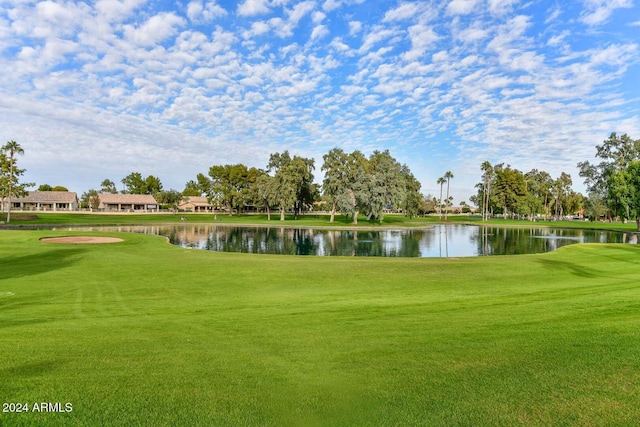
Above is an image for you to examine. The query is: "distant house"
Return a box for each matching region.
[97,193,158,212]
[178,196,213,212]
[6,191,79,211]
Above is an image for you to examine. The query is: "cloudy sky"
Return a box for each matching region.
[1,0,639,203]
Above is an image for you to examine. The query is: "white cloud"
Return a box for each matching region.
[237,0,271,17]
[488,0,518,16]
[94,0,145,23]
[124,13,186,47]
[446,0,481,16]
[187,1,227,23]
[1,0,639,201]
[348,20,362,36]
[383,2,423,21]
[580,0,633,26]
[402,24,440,61]
[545,4,562,24]
[288,1,316,24]
[310,24,329,41]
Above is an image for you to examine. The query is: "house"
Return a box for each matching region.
[5,191,79,211]
[97,193,158,212]
[178,196,214,212]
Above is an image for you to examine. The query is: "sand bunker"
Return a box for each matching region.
[40,236,124,244]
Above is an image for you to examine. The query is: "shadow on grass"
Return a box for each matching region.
[535,258,605,279]
[0,359,66,380]
[0,248,83,282]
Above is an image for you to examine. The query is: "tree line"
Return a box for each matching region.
[578,132,640,230]
[75,149,427,222]
[470,162,581,221]
[4,133,639,227]
[470,132,640,229]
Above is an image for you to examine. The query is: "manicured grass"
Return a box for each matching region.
[1,230,640,425]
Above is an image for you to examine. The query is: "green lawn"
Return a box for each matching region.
[2,211,639,233]
[1,229,640,426]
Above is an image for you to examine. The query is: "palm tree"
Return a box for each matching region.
[480,161,493,221]
[437,176,446,220]
[2,140,24,224]
[444,171,454,220]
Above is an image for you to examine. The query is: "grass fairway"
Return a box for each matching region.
[1,230,640,426]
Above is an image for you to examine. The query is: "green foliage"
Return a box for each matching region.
[80,189,100,209]
[120,172,163,195]
[321,148,370,223]
[362,150,406,221]
[493,166,526,216]
[578,132,640,220]
[100,179,118,193]
[268,151,316,220]
[401,165,422,218]
[208,164,256,215]
[181,180,201,197]
[1,140,34,222]
[474,163,580,220]
[154,189,184,210]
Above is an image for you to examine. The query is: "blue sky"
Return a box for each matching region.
[1,0,639,204]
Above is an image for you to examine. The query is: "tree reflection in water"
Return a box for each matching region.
[110,224,638,257]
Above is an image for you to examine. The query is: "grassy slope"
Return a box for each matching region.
[1,230,640,426]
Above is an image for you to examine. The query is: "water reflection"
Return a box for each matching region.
[82,224,638,257]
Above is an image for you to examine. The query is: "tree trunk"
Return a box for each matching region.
[6,158,13,223]
[6,197,11,223]
[329,202,336,223]
[352,210,359,224]
[280,206,285,221]
[266,205,271,221]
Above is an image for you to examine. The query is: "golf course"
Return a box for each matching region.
[1,214,640,426]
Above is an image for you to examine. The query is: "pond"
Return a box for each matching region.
[67,224,639,257]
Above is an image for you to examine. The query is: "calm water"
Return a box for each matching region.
[69,224,639,257]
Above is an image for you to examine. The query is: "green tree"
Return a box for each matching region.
[155,189,184,212]
[145,175,163,195]
[444,171,454,219]
[121,173,146,194]
[255,173,277,220]
[80,189,100,210]
[322,148,349,223]
[121,173,162,195]
[624,161,640,230]
[38,184,53,191]
[584,190,607,221]
[437,176,446,220]
[209,164,249,215]
[268,151,315,221]
[480,161,494,220]
[360,150,405,221]
[578,132,640,220]
[321,148,381,223]
[100,179,118,193]
[552,172,573,219]
[1,140,32,223]
[420,194,437,215]
[524,169,553,219]
[182,180,202,197]
[401,165,422,218]
[493,166,526,217]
